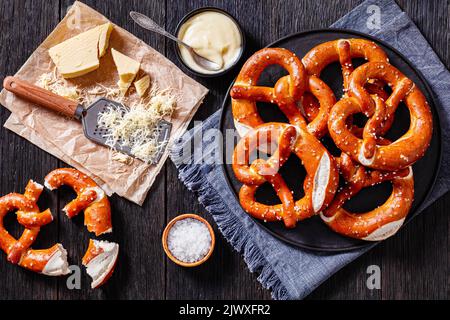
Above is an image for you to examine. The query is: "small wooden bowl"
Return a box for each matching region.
[162,214,215,267]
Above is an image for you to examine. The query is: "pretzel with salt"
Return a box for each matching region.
[232,123,339,228]
[328,61,433,171]
[0,180,69,275]
[230,48,308,137]
[320,152,414,241]
[44,168,112,236]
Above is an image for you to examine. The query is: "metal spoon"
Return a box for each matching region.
[129,11,222,72]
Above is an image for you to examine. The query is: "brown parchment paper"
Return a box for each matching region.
[0,1,208,205]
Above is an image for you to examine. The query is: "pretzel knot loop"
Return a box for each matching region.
[232,123,339,228]
[320,153,414,241]
[0,180,69,275]
[302,38,389,99]
[328,61,433,171]
[44,168,112,236]
[230,48,308,137]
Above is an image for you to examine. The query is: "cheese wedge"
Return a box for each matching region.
[134,75,150,97]
[97,24,114,58]
[111,49,140,95]
[48,23,113,79]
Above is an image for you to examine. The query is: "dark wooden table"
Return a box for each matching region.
[0,0,448,300]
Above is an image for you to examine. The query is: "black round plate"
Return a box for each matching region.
[219,29,442,252]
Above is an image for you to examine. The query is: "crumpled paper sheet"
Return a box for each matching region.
[0,1,208,205]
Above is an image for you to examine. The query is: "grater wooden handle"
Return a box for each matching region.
[3,76,81,118]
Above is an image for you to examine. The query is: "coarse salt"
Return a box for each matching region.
[167,218,212,263]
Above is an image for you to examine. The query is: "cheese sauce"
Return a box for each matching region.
[177,11,242,74]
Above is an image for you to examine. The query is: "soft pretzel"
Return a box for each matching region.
[82,239,119,289]
[44,168,112,236]
[328,62,433,170]
[302,38,389,97]
[228,41,432,242]
[230,48,307,137]
[320,153,414,241]
[232,123,339,227]
[0,180,69,275]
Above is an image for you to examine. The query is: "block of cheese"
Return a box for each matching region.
[49,23,113,79]
[134,75,150,97]
[111,49,140,95]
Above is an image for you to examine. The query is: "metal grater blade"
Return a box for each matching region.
[80,98,172,164]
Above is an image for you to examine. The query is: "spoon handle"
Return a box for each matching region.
[130,11,191,49]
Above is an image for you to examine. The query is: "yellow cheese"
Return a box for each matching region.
[48,23,113,79]
[134,75,150,97]
[97,23,114,57]
[111,49,140,95]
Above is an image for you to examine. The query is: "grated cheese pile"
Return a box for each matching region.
[36,69,176,164]
[36,68,122,106]
[97,88,176,163]
[84,84,122,105]
[167,218,212,263]
[36,68,79,101]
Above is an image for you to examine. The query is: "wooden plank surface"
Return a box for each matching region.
[0,0,448,300]
[0,0,61,300]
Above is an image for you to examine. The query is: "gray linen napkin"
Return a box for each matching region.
[170,0,450,300]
